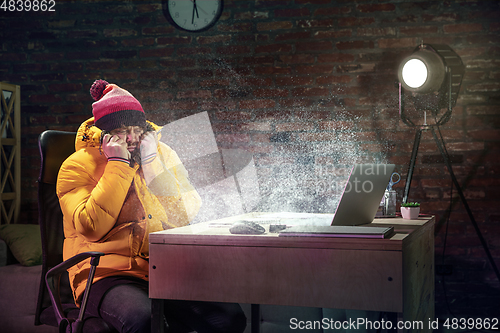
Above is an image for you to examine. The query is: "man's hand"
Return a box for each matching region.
[102,134,130,160]
[140,132,158,164]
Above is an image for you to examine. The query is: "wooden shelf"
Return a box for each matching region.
[0,82,21,225]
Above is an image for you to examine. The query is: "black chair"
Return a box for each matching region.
[34,130,115,333]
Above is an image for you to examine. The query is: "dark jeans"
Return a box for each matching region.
[85,276,247,333]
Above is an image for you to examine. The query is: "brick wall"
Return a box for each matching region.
[1,0,499,317]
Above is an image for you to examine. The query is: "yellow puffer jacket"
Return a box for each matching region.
[56,117,202,306]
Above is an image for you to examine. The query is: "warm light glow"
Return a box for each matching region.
[401,59,428,89]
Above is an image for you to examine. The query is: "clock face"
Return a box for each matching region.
[163,0,224,32]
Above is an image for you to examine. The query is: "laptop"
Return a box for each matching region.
[331,163,395,226]
[279,164,396,238]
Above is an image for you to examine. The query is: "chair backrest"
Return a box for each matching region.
[35,130,77,325]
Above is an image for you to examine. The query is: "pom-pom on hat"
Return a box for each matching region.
[90,79,146,131]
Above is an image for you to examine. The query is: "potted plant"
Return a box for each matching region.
[400,202,420,219]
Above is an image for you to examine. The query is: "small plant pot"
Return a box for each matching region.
[401,207,420,219]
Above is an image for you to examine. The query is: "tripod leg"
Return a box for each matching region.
[403,129,423,204]
[431,127,500,283]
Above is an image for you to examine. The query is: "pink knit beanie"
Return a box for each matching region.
[90,79,146,131]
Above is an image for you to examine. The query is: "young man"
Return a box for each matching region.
[56,80,246,333]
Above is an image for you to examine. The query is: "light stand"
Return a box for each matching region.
[399,44,500,283]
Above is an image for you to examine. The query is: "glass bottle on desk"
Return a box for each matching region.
[381,172,400,216]
[382,190,397,216]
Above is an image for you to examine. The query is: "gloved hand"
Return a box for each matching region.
[102,134,130,162]
[140,131,158,165]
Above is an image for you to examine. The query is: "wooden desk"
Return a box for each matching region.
[149,213,434,332]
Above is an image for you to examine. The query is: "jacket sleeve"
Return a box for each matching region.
[141,143,202,227]
[57,149,138,242]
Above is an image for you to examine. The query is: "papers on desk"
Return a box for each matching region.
[279,225,395,239]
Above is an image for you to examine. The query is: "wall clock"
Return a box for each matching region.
[163,0,224,32]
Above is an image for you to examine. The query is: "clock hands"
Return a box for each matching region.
[195,2,209,16]
[192,0,199,24]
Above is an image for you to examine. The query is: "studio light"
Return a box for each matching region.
[398,43,465,202]
[397,45,500,282]
[398,44,465,119]
[399,46,446,93]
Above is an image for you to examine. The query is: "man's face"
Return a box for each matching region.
[109,126,144,152]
